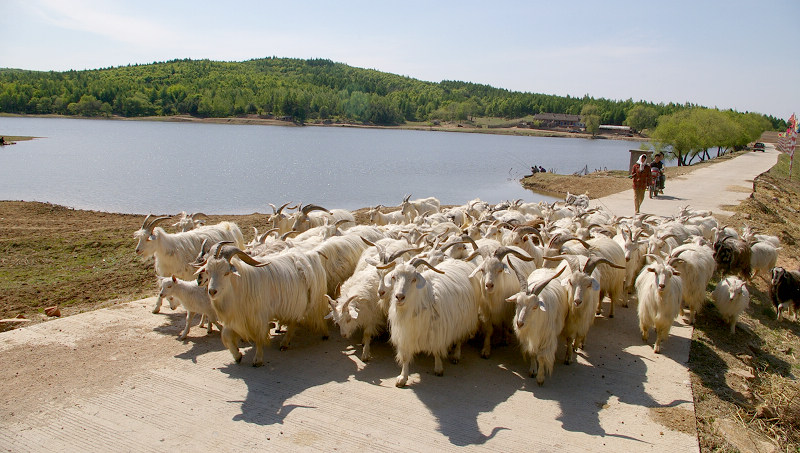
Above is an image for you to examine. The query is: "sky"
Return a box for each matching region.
[1,0,798,120]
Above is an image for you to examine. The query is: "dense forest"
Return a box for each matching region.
[0,57,787,131]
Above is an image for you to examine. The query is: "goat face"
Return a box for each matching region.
[133,228,158,256]
[647,263,679,293]
[771,267,785,287]
[507,292,544,329]
[157,276,181,310]
[203,258,237,299]
[567,272,599,307]
[387,263,426,308]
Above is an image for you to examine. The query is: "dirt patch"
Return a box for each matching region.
[649,407,697,435]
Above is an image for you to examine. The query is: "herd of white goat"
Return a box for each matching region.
[134,196,788,387]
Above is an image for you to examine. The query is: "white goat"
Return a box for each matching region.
[749,241,780,283]
[668,243,716,324]
[134,214,244,313]
[505,266,568,385]
[467,246,538,358]
[635,254,683,353]
[549,255,618,364]
[172,212,208,232]
[157,276,222,340]
[400,195,441,222]
[199,244,328,366]
[385,258,480,387]
[712,277,750,334]
[291,204,355,233]
[367,205,406,225]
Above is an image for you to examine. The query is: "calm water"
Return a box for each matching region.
[0,117,643,214]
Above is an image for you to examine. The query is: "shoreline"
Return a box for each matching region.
[0,113,647,142]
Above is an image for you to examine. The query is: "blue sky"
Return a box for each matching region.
[2,0,798,120]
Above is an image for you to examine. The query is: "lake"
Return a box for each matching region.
[0,117,643,214]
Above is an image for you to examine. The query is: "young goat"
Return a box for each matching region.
[157,276,222,340]
[712,277,750,334]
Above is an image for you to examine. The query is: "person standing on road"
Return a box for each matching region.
[631,154,651,214]
[651,152,665,191]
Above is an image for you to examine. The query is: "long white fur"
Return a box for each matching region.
[507,267,569,385]
[468,247,538,358]
[203,249,327,366]
[387,259,480,387]
[712,276,750,334]
[135,220,244,313]
[157,276,222,340]
[668,243,716,324]
[635,259,683,354]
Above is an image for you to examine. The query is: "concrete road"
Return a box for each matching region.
[590,146,780,217]
[0,148,779,452]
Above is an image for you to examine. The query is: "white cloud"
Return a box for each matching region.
[28,0,180,47]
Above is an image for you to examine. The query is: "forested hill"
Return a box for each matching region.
[0,57,785,128]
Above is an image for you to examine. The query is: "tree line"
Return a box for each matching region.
[0,57,786,131]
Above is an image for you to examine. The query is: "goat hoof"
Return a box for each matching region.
[480,353,490,359]
[609,313,614,318]
[234,354,243,364]
[322,335,329,341]
[252,361,263,368]
[434,370,444,377]
[279,345,289,351]
[450,358,459,365]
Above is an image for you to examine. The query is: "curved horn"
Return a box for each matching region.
[376,261,398,270]
[149,216,171,230]
[583,256,625,275]
[190,212,208,220]
[440,240,463,253]
[342,295,357,313]
[276,201,293,215]
[302,204,330,215]
[141,214,153,230]
[334,219,351,227]
[532,266,566,296]
[281,230,300,240]
[515,226,544,245]
[460,234,479,252]
[385,247,423,264]
[410,258,445,274]
[659,233,679,242]
[542,254,580,273]
[360,236,376,247]
[259,228,279,243]
[210,241,235,259]
[229,249,270,267]
[403,194,411,203]
[643,253,664,265]
[495,246,535,263]
[563,237,591,249]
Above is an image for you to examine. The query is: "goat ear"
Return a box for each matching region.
[648,267,656,273]
[591,280,600,291]
[505,294,519,304]
[229,265,240,277]
[171,275,177,282]
[538,300,547,312]
[416,274,427,289]
[348,304,359,320]
[148,234,156,241]
[672,270,681,276]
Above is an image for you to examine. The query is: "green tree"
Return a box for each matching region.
[581,104,601,137]
[624,105,659,134]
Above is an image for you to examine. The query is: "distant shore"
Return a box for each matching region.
[0,113,646,142]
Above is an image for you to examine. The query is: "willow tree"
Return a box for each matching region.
[653,108,771,165]
[581,104,601,137]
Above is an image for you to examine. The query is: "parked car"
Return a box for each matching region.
[753,142,766,152]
